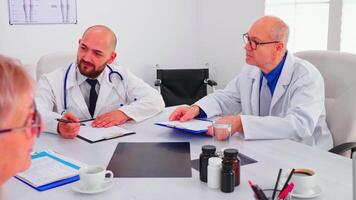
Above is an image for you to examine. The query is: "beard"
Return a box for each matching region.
[77,59,106,79]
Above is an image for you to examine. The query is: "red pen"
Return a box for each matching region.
[248,181,268,200]
[278,182,294,200]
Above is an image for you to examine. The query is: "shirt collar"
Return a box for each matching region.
[262,51,287,83]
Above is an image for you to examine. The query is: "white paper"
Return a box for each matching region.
[16,156,78,187]
[78,122,134,142]
[156,119,212,131]
[44,150,88,168]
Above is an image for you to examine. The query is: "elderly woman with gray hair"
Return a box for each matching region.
[0,55,43,186]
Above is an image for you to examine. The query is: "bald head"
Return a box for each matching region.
[253,16,289,45]
[245,16,290,73]
[77,25,118,78]
[83,25,117,51]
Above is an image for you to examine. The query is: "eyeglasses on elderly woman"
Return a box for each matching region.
[0,102,42,137]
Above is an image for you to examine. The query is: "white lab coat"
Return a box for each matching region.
[36,63,165,133]
[195,52,333,150]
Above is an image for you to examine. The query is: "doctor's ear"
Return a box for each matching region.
[275,42,285,52]
[107,52,117,64]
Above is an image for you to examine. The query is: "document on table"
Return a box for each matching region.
[17,156,78,187]
[15,151,80,191]
[78,121,136,143]
[155,119,212,134]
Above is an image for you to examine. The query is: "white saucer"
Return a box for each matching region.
[291,185,322,199]
[72,181,113,194]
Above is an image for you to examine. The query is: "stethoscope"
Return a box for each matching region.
[62,63,124,114]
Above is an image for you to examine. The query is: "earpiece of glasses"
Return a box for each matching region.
[243,33,280,50]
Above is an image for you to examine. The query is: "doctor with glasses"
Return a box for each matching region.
[170,16,333,150]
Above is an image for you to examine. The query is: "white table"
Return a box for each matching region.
[1,107,352,199]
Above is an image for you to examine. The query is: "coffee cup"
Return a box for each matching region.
[290,168,317,195]
[79,166,113,190]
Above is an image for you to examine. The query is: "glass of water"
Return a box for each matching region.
[212,122,231,157]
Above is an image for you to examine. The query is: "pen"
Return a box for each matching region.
[56,118,86,126]
[248,180,268,200]
[56,118,95,123]
[248,180,259,195]
[272,169,283,200]
[278,182,294,200]
[255,185,268,200]
[281,168,295,192]
[78,118,96,123]
[196,118,213,122]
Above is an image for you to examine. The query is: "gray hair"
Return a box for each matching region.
[0,55,34,128]
[268,16,289,45]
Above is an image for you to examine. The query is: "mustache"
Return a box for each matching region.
[79,60,95,67]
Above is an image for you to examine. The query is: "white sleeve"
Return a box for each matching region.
[35,75,62,134]
[118,69,165,122]
[195,75,242,118]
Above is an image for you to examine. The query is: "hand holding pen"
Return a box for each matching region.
[57,112,81,139]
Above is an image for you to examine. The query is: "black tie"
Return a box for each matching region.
[86,79,98,117]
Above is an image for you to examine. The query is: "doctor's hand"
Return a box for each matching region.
[207,115,244,137]
[58,112,80,139]
[169,105,200,122]
[92,110,131,128]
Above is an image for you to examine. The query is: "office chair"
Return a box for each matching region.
[36,52,75,81]
[295,50,356,158]
[353,151,356,200]
[154,67,217,107]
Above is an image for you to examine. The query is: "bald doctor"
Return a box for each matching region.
[36,25,165,139]
[169,16,333,150]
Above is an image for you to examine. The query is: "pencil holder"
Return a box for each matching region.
[254,188,292,200]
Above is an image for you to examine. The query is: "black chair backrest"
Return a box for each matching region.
[157,68,209,107]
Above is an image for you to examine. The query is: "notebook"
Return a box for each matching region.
[78,121,136,143]
[155,119,212,134]
[15,151,80,191]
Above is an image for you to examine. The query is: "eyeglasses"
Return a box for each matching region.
[0,102,42,137]
[243,33,280,50]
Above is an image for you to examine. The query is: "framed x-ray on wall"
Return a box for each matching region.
[8,0,77,25]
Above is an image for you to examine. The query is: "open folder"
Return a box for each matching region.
[15,151,80,191]
[155,119,212,134]
[78,121,136,143]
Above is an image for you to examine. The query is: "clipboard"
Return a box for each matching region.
[15,152,80,192]
[155,119,212,134]
[77,122,136,143]
[77,132,136,143]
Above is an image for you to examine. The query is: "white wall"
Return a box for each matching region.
[0,0,199,85]
[198,0,264,88]
[0,0,265,88]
